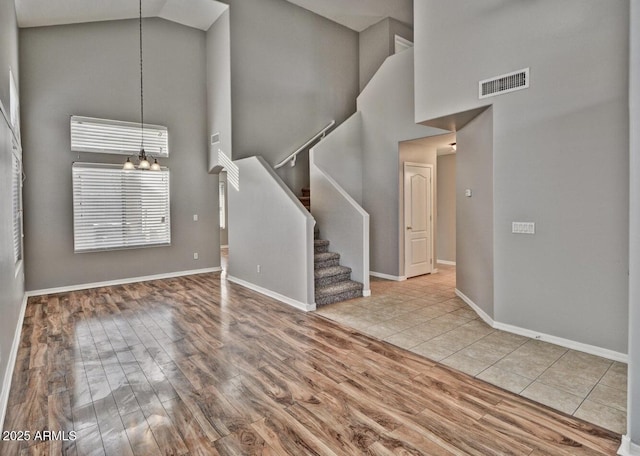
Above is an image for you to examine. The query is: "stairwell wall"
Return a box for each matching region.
[358,49,445,278]
[218,0,359,192]
[311,112,364,203]
[227,156,315,309]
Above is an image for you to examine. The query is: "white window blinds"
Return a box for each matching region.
[12,149,23,265]
[70,116,169,157]
[72,163,171,253]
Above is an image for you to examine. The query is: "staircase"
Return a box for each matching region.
[299,188,364,306]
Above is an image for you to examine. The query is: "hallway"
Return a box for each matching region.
[315,266,628,434]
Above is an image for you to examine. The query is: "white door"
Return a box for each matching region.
[404,163,433,278]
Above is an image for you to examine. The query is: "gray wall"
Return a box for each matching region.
[0,114,24,428]
[20,18,220,291]
[398,135,447,276]
[358,49,444,278]
[311,112,364,203]
[415,0,629,352]
[219,172,229,246]
[456,108,494,318]
[627,0,640,447]
[0,0,19,111]
[206,9,232,172]
[0,0,24,428]
[437,153,456,263]
[228,156,315,308]
[221,0,359,193]
[359,17,413,92]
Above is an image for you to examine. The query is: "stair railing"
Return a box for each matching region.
[274,120,335,169]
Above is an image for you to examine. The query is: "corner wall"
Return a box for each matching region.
[20,19,220,292]
[359,17,413,92]
[415,0,629,353]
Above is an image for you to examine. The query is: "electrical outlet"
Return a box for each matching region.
[193,252,199,260]
[257,264,261,273]
[193,214,198,222]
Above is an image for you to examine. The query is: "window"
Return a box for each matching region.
[219,181,226,229]
[70,116,169,157]
[72,163,171,252]
[12,147,23,266]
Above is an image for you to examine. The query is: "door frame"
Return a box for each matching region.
[403,162,435,278]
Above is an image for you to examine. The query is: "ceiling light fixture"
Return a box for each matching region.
[124,0,160,171]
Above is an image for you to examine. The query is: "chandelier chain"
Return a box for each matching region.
[139,0,144,152]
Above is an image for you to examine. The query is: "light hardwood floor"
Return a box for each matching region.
[0,272,621,455]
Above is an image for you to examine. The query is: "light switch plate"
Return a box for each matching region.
[512,222,535,234]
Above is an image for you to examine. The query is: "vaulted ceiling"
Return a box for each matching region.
[14,0,412,32]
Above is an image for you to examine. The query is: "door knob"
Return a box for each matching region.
[406,226,412,230]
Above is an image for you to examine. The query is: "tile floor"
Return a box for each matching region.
[315,264,628,434]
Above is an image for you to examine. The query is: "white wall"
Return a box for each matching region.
[415,0,629,353]
[228,156,315,309]
[437,154,456,263]
[20,19,221,291]
[358,49,445,277]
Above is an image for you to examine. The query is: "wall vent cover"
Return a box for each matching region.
[479,68,529,99]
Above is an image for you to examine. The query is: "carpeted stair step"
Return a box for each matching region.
[315,265,352,287]
[301,187,310,197]
[314,252,340,269]
[315,280,363,306]
[299,196,310,207]
[314,239,330,253]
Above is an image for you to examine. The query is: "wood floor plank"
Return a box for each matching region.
[2,273,622,455]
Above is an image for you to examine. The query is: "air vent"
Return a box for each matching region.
[479,68,529,99]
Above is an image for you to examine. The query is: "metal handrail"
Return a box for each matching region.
[274,120,335,169]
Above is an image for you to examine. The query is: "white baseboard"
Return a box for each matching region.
[226,275,315,312]
[363,289,371,297]
[370,271,407,281]
[455,289,494,327]
[455,288,628,364]
[437,259,456,266]
[619,436,640,456]
[26,267,223,297]
[1,293,28,433]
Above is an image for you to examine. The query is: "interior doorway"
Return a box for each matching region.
[398,133,456,279]
[404,162,434,278]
